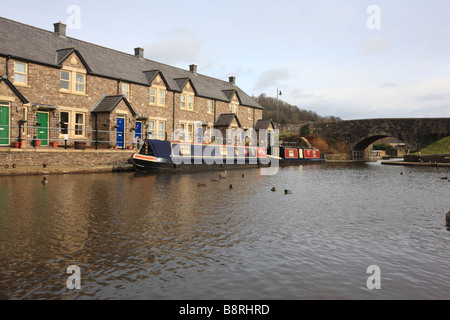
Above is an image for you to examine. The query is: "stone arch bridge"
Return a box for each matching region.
[307,118,450,160]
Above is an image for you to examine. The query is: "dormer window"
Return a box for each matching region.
[180,93,195,111]
[149,87,166,107]
[229,102,238,115]
[60,69,86,94]
[75,74,85,93]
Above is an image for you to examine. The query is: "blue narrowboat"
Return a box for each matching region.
[129,139,274,173]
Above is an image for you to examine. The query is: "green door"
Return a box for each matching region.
[37,112,49,146]
[0,103,9,145]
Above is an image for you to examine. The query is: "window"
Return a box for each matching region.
[75,74,85,93]
[187,124,194,141]
[60,112,70,134]
[149,88,157,104]
[147,120,165,140]
[60,70,86,94]
[158,121,165,140]
[181,94,194,111]
[248,108,252,120]
[122,83,130,100]
[60,71,71,91]
[179,122,195,142]
[230,102,238,114]
[159,89,166,106]
[148,120,155,139]
[14,62,27,85]
[188,96,194,111]
[207,100,212,114]
[60,111,85,137]
[75,113,84,135]
[180,95,186,109]
[179,123,185,141]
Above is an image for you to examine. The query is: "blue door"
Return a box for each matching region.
[117,117,125,147]
[197,127,203,143]
[135,121,142,140]
[135,121,142,148]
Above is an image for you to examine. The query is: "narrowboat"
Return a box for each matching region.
[129,139,274,173]
[273,146,325,166]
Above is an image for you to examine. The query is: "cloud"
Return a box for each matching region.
[379,83,397,88]
[254,68,290,91]
[286,77,450,120]
[144,28,209,67]
[416,93,448,101]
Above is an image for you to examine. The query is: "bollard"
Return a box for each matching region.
[446,211,450,227]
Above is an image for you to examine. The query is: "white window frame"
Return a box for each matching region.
[207,100,213,114]
[14,61,28,86]
[122,82,130,100]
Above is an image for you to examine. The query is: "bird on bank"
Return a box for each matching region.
[271,187,276,192]
[41,177,48,185]
[229,184,234,189]
[284,190,292,195]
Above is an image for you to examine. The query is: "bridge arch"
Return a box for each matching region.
[307,118,450,160]
[352,134,410,151]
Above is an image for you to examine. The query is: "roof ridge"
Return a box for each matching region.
[0,16,263,109]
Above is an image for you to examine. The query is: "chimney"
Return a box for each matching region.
[134,47,144,59]
[189,64,198,73]
[54,22,66,37]
[229,76,236,85]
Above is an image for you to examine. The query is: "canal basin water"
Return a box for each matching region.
[0,161,449,300]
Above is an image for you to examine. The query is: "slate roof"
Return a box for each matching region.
[215,113,242,128]
[0,17,263,109]
[91,95,136,116]
[254,119,275,130]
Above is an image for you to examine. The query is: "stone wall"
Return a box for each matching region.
[0,149,135,176]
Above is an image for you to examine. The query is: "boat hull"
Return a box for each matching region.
[129,156,270,173]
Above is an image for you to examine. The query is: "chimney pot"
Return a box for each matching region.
[229,76,236,85]
[135,47,144,59]
[54,22,67,37]
[190,64,198,73]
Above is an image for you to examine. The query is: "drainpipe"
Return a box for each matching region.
[95,113,98,150]
[172,91,176,139]
[6,55,11,78]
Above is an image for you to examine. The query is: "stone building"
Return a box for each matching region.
[0,17,264,148]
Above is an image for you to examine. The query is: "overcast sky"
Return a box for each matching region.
[1,0,450,120]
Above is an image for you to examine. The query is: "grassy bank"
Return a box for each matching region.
[414,136,450,155]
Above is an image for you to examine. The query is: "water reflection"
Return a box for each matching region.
[0,162,449,300]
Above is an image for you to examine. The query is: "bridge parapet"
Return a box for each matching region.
[307,118,450,160]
